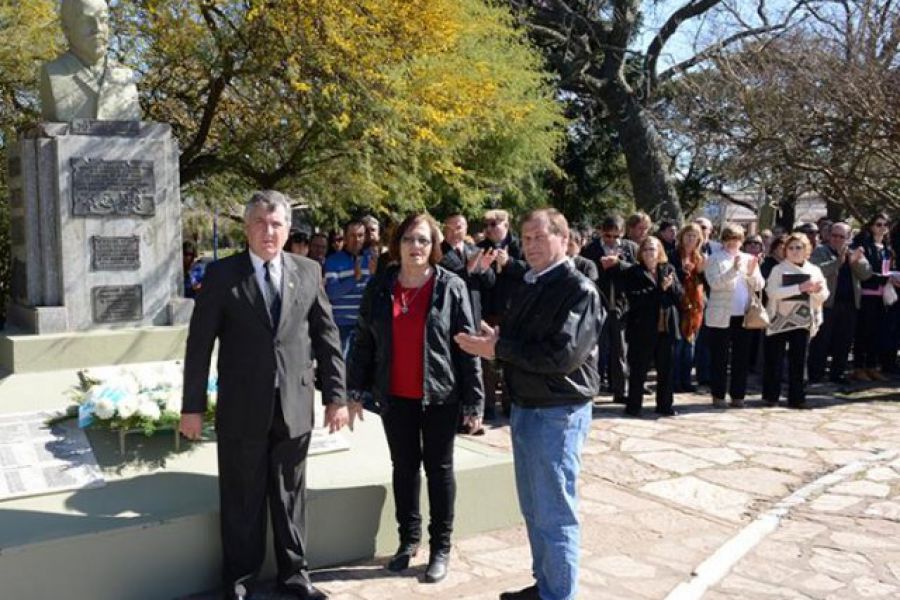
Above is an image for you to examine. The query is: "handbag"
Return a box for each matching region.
[884,283,898,307]
[743,285,770,330]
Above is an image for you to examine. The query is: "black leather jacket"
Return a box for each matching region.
[477,232,528,320]
[495,261,603,407]
[346,265,484,416]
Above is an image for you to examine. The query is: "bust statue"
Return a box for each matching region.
[39,0,140,121]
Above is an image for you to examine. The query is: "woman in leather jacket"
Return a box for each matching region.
[623,236,684,417]
[346,213,483,584]
[850,212,895,380]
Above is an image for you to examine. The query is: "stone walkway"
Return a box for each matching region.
[192,382,900,599]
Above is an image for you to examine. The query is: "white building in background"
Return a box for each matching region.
[698,190,828,233]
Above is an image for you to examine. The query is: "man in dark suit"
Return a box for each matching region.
[582,216,637,403]
[181,190,348,600]
[439,213,496,326]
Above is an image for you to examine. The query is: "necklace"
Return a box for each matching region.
[396,274,430,315]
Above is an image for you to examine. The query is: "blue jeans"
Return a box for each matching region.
[673,338,695,390]
[510,402,592,600]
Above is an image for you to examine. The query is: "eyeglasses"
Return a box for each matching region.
[831,233,847,239]
[401,235,432,246]
[333,236,344,242]
[874,222,889,228]
[484,220,502,228]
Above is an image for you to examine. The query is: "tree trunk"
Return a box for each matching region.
[775,195,796,230]
[603,88,683,223]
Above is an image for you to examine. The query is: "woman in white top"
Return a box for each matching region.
[704,223,765,408]
[763,234,829,408]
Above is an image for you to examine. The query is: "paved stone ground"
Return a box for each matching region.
[189,379,900,600]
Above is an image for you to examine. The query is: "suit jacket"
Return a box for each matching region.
[183,251,345,440]
[477,233,527,319]
[582,237,638,318]
[439,240,495,325]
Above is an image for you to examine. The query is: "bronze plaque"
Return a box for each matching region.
[9,188,23,209]
[90,236,140,271]
[70,120,141,137]
[10,217,24,246]
[8,156,21,178]
[71,158,156,217]
[91,285,143,323]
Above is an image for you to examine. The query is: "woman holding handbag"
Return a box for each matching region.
[763,234,829,408]
[704,223,765,408]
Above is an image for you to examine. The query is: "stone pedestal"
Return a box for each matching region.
[6,121,192,333]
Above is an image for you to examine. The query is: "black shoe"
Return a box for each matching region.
[624,408,642,418]
[424,550,450,583]
[278,581,328,600]
[681,384,696,393]
[831,376,849,385]
[386,542,419,572]
[787,402,810,410]
[613,395,627,404]
[655,408,678,416]
[500,584,540,600]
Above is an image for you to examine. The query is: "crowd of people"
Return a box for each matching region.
[181,192,899,600]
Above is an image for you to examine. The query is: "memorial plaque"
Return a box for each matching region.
[9,188,23,209]
[10,216,25,246]
[91,285,143,323]
[11,259,26,300]
[71,158,156,217]
[8,156,21,178]
[71,120,141,137]
[90,236,140,271]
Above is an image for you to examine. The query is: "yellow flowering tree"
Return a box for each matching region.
[117,0,564,220]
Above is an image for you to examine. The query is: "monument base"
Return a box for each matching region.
[0,371,519,600]
[0,325,189,373]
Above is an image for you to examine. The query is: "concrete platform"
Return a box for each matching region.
[0,365,518,600]
[0,325,189,373]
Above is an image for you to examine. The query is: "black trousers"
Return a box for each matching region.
[381,397,459,551]
[763,328,810,405]
[808,301,857,381]
[855,295,886,369]
[708,316,752,401]
[626,329,674,414]
[217,397,311,592]
[602,312,628,399]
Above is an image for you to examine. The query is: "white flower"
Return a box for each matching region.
[137,400,161,421]
[164,390,182,413]
[116,395,139,419]
[94,397,116,420]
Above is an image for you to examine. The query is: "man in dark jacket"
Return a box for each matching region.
[456,208,602,600]
[475,209,528,418]
[440,214,496,326]
[582,216,637,403]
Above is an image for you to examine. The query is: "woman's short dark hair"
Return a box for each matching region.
[388,213,444,265]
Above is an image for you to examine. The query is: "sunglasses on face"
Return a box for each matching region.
[874,222,889,228]
[484,220,502,228]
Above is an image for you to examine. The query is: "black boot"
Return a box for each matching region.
[386,542,419,572]
[424,548,450,583]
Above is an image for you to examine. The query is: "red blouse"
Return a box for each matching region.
[389,275,435,399]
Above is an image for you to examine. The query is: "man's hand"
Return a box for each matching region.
[748,255,759,273]
[179,413,203,441]
[347,401,365,431]
[850,247,865,264]
[462,415,483,435]
[466,249,485,274]
[454,321,499,359]
[600,255,618,270]
[495,248,509,269]
[324,404,349,433]
[734,254,744,271]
